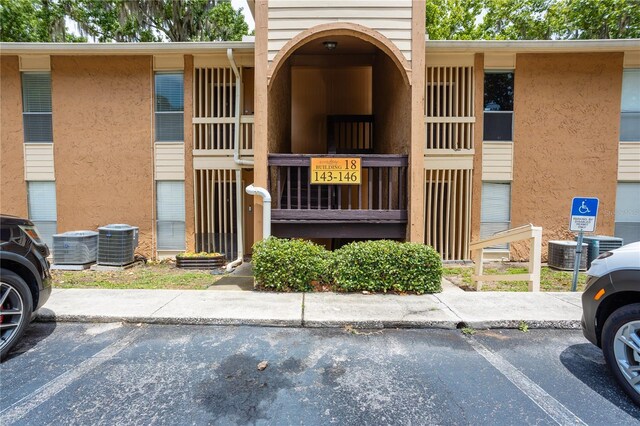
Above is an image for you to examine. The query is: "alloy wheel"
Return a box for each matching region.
[0,282,25,352]
[613,320,640,394]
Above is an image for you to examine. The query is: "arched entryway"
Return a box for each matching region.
[266,24,412,243]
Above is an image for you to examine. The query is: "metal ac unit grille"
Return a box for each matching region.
[548,240,588,271]
[52,231,98,265]
[97,224,139,266]
[578,235,624,269]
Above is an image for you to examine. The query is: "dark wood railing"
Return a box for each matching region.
[327,115,374,154]
[268,154,408,238]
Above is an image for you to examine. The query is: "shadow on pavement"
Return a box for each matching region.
[3,319,57,362]
[560,343,640,418]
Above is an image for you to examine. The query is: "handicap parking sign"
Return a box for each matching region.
[570,197,599,232]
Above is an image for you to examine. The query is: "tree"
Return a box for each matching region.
[65,0,249,42]
[0,0,85,42]
[426,0,640,40]
[426,0,484,40]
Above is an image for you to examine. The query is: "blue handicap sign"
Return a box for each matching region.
[570,197,599,232]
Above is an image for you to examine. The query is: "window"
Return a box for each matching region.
[22,72,53,143]
[156,181,185,250]
[621,69,640,142]
[483,72,514,141]
[27,181,57,247]
[155,72,184,142]
[480,182,511,250]
[615,182,640,244]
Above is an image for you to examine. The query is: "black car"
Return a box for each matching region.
[582,242,640,405]
[0,215,52,359]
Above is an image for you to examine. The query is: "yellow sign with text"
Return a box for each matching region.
[310,157,361,185]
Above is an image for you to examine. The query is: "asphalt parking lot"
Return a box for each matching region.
[1,323,639,425]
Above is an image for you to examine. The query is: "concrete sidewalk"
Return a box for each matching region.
[36,280,584,329]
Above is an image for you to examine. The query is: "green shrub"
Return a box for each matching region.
[252,237,330,291]
[331,240,442,294]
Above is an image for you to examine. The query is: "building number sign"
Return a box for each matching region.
[310,157,361,185]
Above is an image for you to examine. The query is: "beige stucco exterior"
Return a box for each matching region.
[510,53,624,259]
[51,56,155,256]
[1,56,28,217]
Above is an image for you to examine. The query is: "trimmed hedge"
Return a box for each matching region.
[332,240,442,294]
[252,237,331,291]
[253,237,442,294]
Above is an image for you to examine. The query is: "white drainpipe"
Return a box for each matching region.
[245,184,271,239]
[225,49,254,272]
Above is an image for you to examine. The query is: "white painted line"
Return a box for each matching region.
[467,337,587,426]
[0,327,143,425]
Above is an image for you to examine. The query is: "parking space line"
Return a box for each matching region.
[467,337,587,426]
[0,326,143,425]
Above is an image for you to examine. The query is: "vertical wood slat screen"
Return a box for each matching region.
[194,169,238,260]
[424,169,472,260]
[193,67,236,150]
[425,66,474,150]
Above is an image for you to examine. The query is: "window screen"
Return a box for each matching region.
[621,69,640,142]
[155,73,184,142]
[156,181,185,250]
[615,182,640,244]
[480,182,511,250]
[27,181,57,247]
[484,72,514,141]
[22,73,53,143]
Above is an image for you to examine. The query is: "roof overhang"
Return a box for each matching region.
[426,39,640,53]
[0,41,255,55]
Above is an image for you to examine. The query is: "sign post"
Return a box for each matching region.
[569,197,599,292]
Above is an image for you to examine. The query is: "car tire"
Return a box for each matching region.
[0,269,33,361]
[602,303,640,406]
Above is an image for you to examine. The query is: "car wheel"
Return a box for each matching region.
[602,303,640,406]
[0,269,33,361]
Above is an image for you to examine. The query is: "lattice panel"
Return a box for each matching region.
[424,169,472,261]
[425,66,475,150]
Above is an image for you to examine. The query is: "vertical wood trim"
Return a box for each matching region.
[254,0,269,243]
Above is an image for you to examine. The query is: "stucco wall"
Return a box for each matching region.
[510,53,623,259]
[268,61,291,154]
[51,56,155,256]
[1,56,28,217]
[372,51,410,155]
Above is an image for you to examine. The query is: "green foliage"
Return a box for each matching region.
[461,326,476,335]
[65,0,249,42]
[0,0,85,42]
[252,237,331,292]
[331,240,442,294]
[518,320,529,332]
[176,251,222,258]
[426,0,640,40]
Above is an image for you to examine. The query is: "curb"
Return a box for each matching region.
[34,312,581,330]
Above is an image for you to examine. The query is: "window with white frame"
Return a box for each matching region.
[22,72,53,143]
[27,181,57,247]
[156,181,185,250]
[615,183,640,244]
[155,72,184,142]
[480,182,511,250]
[621,69,640,142]
[483,71,514,141]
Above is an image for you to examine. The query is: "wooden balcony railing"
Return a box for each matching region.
[267,154,408,239]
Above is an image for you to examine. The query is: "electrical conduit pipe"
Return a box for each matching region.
[225,49,254,272]
[245,184,271,239]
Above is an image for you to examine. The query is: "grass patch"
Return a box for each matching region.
[52,263,217,290]
[442,263,587,292]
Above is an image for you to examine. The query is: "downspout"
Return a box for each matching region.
[245,184,271,239]
[225,48,253,271]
